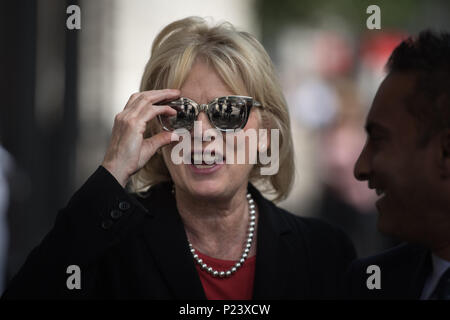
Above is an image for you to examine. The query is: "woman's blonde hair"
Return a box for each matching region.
[129,16,295,202]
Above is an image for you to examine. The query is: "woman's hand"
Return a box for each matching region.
[101,89,180,187]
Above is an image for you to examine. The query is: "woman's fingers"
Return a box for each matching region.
[123,89,180,112]
[131,90,180,122]
[102,89,180,188]
[141,88,180,104]
[137,104,177,125]
[122,89,179,128]
[139,131,176,166]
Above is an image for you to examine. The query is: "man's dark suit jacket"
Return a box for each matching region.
[2,166,356,299]
[347,243,431,299]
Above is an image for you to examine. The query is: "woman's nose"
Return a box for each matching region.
[196,112,213,132]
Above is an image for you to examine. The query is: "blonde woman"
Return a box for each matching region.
[3,17,355,299]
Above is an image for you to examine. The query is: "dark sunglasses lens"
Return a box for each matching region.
[209,98,248,130]
[160,103,196,130]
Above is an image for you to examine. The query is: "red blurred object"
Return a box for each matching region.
[360,32,407,73]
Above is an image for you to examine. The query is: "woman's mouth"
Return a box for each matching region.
[192,163,215,169]
[188,151,225,174]
[188,162,224,174]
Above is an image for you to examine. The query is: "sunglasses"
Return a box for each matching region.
[155,95,263,132]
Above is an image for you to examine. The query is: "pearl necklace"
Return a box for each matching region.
[188,193,256,278]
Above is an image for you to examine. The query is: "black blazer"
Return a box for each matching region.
[2,166,356,299]
[347,243,431,299]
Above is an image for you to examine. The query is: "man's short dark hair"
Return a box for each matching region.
[386,30,450,144]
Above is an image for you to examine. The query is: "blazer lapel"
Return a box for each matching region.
[409,246,431,299]
[136,182,310,300]
[250,184,309,299]
[138,183,206,300]
[385,245,431,299]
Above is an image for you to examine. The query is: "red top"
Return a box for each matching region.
[194,251,256,300]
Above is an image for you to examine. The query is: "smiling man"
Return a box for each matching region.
[348,30,450,299]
